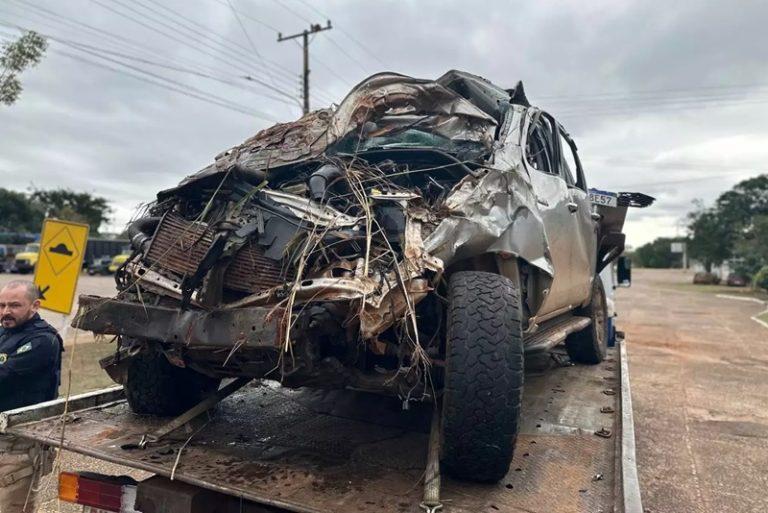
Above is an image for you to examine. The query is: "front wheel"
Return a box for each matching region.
[125,348,220,416]
[441,271,524,483]
[565,278,608,364]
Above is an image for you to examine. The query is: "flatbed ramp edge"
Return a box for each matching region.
[1,341,642,513]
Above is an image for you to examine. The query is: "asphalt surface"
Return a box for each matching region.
[620,269,768,513]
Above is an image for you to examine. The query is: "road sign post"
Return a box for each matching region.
[33,219,89,315]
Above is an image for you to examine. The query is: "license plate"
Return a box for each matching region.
[589,190,618,207]
[83,507,117,513]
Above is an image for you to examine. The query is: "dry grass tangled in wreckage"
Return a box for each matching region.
[73,70,548,403]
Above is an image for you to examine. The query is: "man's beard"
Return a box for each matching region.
[1,314,22,328]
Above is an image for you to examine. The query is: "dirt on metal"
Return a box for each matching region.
[620,269,768,513]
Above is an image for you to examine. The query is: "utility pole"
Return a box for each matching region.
[278,21,332,115]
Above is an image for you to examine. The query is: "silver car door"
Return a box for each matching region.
[522,113,579,316]
[556,126,598,305]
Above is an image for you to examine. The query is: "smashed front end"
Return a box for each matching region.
[74,71,550,400]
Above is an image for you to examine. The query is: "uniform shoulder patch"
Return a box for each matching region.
[15,342,33,355]
[0,353,7,364]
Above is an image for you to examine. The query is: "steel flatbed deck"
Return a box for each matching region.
[0,342,641,513]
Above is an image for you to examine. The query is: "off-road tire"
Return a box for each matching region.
[441,271,524,483]
[565,278,608,364]
[125,350,220,416]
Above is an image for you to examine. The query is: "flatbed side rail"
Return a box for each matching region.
[0,385,125,434]
[619,340,643,513]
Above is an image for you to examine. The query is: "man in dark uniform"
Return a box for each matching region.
[0,280,63,513]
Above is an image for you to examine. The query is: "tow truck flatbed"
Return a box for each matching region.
[1,342,641,513]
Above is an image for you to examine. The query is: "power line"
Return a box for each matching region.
[0,16,301,109]
[128,0,336,103]
[5,0,238,77]
[4,0,335,109]
[6,0,333,107]
[554,96,768,119]
[63,39,300,107]
[209,0,281,33]
[0,25,278,121]
[294,0,388,68]
[538,82,768,102]
[90,0,298,102]
[103,0,284,85]
[225,0,282,96]
[136,0,298,86]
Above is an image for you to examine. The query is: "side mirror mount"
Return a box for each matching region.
[617,256,631,287]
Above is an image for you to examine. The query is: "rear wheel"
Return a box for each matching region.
[565,278,608,364]
[125,349,220,416]
[441,271,524,482]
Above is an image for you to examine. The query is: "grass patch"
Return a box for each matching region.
[59,339,117,396]
[757,311,768,324]
[665,282,768,301]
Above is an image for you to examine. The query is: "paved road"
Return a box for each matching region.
[619,269,768,513]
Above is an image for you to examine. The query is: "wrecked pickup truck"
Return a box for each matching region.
[74,70,652,483]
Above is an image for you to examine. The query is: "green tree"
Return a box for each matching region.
[633,237,686,268]
[680,175,768,276]
[0,188,44,232]
[732,214,768,277]
[687,204,732,273]
[715,175,768,227]
[29,188,112,234]
[0,31,47,106]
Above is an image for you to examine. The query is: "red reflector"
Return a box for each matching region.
[76,478,123,512]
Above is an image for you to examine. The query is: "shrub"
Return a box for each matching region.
[754,266,768,291]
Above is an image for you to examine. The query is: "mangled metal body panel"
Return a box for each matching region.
[75,70,651,400]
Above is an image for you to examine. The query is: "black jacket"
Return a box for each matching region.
[0,313,63,411]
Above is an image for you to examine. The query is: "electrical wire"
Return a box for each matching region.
[99,0,288,92]
[224,0,283,101]
[143,0,296,82]
[54,48,275,120]
[5,0,331,107]
[0,25,278,121]
[0,19,301,109]
[294,0,388,68]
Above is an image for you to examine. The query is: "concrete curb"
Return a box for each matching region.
[619,340,643,513]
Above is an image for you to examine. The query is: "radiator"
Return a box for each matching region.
[145,212,289,294]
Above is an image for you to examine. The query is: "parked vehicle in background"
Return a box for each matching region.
[726,273,748,287]
[84,238,130,269]
[107,253,130,273]
[12,242,39,274]
[693,271,720,285]
[87,256,114,275]
[74,70,653,482]
[0,245,7,272]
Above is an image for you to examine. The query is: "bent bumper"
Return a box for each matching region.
[73,295,282,349]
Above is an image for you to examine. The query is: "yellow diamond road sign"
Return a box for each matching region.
[34,219,89,315]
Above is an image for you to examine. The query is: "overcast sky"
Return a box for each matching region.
[1,0,767,247]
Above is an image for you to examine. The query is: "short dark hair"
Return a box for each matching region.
[1,280,40,302]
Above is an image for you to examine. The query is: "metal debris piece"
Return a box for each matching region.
[594,428,612,438]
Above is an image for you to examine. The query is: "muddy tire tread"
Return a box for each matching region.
[442,271,524,482]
